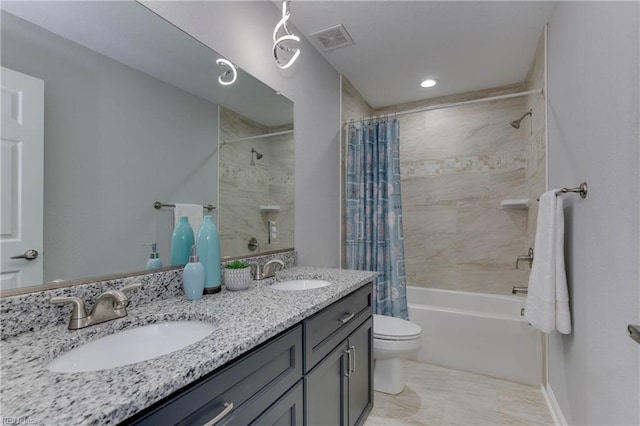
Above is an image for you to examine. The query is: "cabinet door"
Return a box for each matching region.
[348,317,373,426]
[250,380,303,426]
[304,341,349,426]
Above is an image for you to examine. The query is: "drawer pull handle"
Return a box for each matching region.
[203,402,234,426]
[343,349,352,377]
[339,312,355,323]
[350,345,356,374]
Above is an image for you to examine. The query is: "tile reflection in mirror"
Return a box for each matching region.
[219,107,294,258]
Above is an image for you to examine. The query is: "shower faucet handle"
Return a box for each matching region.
[516,248,534,269]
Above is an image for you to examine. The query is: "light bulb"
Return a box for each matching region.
[420,79,437,88]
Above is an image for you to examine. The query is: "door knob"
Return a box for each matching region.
[10,249,38,260]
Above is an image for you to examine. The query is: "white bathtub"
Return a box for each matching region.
[407,286,543,385]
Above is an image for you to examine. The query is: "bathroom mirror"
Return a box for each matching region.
[0,1,294,292]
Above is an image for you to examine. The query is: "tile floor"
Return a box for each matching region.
[365,361,553,426]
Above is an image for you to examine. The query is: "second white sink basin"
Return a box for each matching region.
[270,279,332,291]
[48,321,217,373]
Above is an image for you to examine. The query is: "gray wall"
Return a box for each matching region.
[547,2,639,424]
[2,12,218,282]
[142,1,342,268]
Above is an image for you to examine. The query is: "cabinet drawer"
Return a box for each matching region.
[303,283,372,372]
[250,380,303,425]
[126,325,302,426]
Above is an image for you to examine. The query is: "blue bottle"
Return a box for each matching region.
[183,245,205,301]
[196,215,222,294]
[143,243,163,270]
[170,216,194,266]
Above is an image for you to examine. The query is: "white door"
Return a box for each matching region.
[1,67,44,290]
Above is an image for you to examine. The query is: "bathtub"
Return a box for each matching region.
[407,286,543,385]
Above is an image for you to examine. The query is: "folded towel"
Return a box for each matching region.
[525,190,572,334]
[174,204,203,236]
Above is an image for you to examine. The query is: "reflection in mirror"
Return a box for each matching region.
[219,108,294,258]
[0,1,294,292]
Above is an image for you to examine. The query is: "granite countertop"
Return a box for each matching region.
[0,267,376,425]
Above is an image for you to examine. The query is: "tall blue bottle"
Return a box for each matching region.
[170,216,194,266]
[196,215,222,294]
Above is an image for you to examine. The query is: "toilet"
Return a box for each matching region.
[373,314,422,395]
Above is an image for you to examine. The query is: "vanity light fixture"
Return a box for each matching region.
[217,58,237,86]
[420,79,437,88]
[273,0,300,69]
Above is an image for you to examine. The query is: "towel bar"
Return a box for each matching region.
[536,181,588,201]
[154,202,215,212]
[555,182,588,198]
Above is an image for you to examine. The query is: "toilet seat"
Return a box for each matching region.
[373,314,422,341]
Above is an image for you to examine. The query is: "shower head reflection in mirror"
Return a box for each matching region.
[251,148,264,165]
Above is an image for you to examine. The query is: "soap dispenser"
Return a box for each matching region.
[183,245,205,301]
[142,243,163,270]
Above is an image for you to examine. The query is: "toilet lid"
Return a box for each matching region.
[373,314,422,340]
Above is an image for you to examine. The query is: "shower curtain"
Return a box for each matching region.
[345,118,408,319]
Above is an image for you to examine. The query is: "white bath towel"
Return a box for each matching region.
[525,190,572,334]
[174,204,203,236]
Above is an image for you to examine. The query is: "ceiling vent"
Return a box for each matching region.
[310,24,354,52]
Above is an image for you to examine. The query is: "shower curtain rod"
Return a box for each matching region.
[346,88,543,124]
[221,129,294,144]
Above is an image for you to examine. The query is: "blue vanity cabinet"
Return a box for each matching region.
[122,282,373,426]
[304,284,374,426]
[123,325,303,426]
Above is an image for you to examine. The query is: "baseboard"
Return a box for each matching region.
[541,383,568,426]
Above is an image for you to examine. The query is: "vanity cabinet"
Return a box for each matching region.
[304,284,373,426]
[122,282,373,426]
[124,325,303,426]
[305,317,373,426]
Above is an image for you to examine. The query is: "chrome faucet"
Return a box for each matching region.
[254,259,285,280]
[50,283,142,330]
[516,248,534,269]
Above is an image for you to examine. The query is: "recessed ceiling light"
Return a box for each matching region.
[420,79,437,88]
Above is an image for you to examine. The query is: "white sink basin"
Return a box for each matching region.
[270,279,332,291]
[48,321,217,373]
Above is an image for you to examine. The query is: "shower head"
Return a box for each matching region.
[252,148,263,160]
[510,109,533,129]
[250,148,263,165]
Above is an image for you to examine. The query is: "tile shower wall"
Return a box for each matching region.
[219,107,294,257]
[524,32,547,251]
[393,90,530,294]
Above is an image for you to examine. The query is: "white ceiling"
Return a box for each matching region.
[289,1,557,108]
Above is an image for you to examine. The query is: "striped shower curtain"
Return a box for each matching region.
[345,118,408,319]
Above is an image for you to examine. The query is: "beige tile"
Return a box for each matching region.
[489,168,526,201]
[421,172,491,203]
[457,200,526,235]
[403,203,458,234]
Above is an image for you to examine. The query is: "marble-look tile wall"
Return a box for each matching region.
[393,90,530,294]
[524,32,547,250]
[340,32,546,295]
[219,107,294,257]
